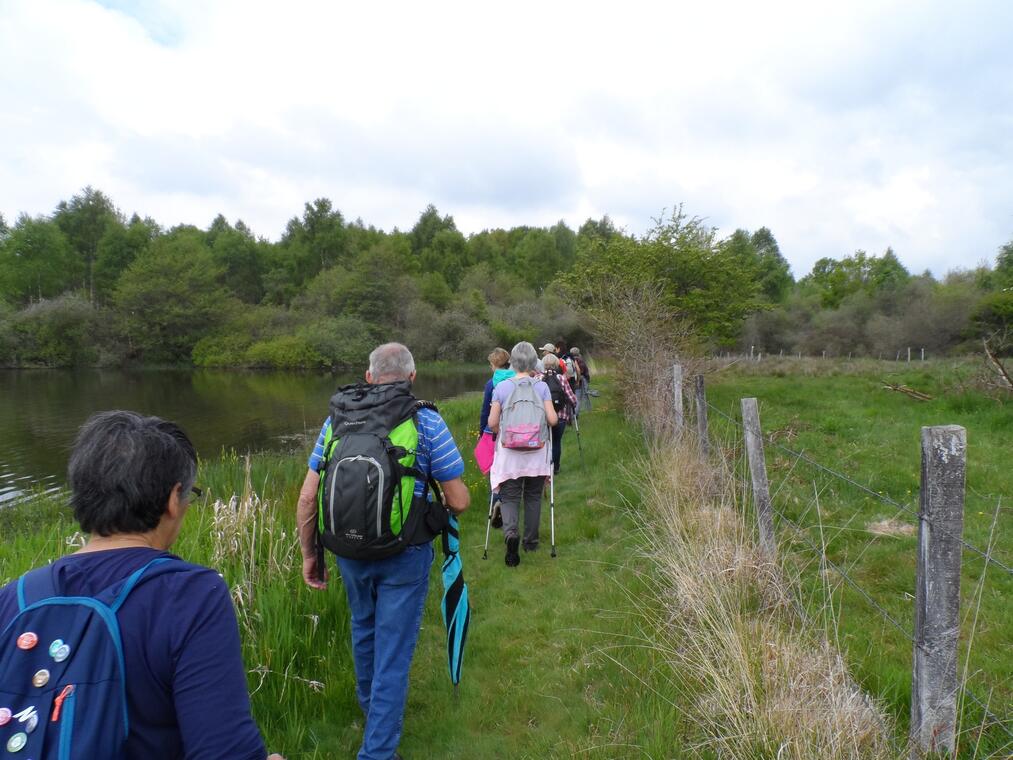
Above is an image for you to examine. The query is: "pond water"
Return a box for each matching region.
[0,368,487,506]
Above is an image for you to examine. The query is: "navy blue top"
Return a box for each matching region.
[0,548,268,760]
[478,378,495,434]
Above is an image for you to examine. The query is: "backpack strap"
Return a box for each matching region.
[106,557,175,612]
[17,565,59,611]
[17,556,177,612]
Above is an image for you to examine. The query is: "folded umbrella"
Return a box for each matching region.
[440,512,471,693]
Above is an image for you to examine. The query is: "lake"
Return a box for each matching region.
[0,367,488,506]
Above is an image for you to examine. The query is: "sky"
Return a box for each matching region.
[1,0,1011,279]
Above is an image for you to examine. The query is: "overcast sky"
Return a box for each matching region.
[2,0,1011,278]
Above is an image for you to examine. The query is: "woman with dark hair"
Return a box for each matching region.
[0,411,282,760]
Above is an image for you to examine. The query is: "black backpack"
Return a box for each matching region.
[316,381,447,561]
[543,370,568,412]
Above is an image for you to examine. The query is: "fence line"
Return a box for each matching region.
[702,398,1012,576]
[677,373,1012,754]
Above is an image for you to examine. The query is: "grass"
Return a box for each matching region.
[703,357,1011,756]
[0,377,691,758]
[4,359,1007,757]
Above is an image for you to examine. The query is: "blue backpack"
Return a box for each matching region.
[0,557,176,759]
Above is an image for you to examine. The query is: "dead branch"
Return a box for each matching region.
[982,336,1013,391]
[881,383,934,401]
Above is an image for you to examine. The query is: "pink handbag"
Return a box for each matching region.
[473,431,495,474]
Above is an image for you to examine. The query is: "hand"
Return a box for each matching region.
[268,754,285,760]
[302,555,328,590]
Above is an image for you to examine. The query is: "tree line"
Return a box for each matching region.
[0,189,1009,368]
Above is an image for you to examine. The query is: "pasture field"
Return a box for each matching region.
[705,358,1012,748]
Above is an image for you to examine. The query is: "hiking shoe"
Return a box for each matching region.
[505,536,520,567]
[523,541,538,553]
[491,504,503,529]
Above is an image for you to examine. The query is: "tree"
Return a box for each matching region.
[564,207,765,344]
[751,227,793,303]
[279,198,348,284]
[212,227,265,304]
[53,187,123,301]
[93,216,157,303]
[995,240,1013,290]
[419,228,468,289]
[410,204,457,254]
[0,214,80,304]
[115,231,232,362]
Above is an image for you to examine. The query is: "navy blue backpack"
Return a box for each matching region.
[0,557,176,759]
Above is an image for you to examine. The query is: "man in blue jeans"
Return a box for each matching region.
[296,343,470,760]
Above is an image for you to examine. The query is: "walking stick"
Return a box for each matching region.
[481,485,494,560]
[549,470,557,558]
[571,407,585,469]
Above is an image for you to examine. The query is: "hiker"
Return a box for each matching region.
[295,342,470,760]
[556,340,582,391]
[570,347,591,409]
[536,342,557,373]
[0,411,282,760]
[478,347,514,438]
[541,353,577,474]
[488,341,558,565]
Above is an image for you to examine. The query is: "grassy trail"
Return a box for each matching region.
[0,378,670,759]
[338,379,659,758]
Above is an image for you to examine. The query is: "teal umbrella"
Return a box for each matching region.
[440,513,471,692]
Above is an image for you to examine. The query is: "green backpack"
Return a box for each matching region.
[316,381,447,560]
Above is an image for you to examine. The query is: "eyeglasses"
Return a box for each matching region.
[191,486,204,499]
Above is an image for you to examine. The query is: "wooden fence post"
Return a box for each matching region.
[909,425,966,759]
[672,363,684,431]
[695,375,709,455]
[741,398,775,557]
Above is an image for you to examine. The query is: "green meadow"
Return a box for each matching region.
[2,363,1009,758]
[704,358,1012,750]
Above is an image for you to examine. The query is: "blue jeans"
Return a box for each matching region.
[336,543,434,760]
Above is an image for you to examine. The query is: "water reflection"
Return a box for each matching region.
[0,368,486,505]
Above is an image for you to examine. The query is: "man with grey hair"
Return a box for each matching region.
[296,342,469,760]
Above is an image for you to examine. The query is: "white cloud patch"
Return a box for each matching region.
[1,0,1011,276]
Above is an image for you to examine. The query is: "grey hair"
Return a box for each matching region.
[569,347,580,356]
[510,341,538,373]
[68,411,198,537]
[369,342,416,381]
[542,353,561,371]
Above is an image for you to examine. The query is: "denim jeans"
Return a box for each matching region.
[336,543,434,760]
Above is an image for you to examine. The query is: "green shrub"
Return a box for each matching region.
[10,294,99,366]
[244,335,323,369]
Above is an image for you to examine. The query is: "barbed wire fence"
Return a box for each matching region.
[676,365,1011,759]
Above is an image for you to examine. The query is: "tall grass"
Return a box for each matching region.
[614,435,897,759]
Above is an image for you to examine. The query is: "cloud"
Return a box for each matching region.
[0,0,1011,276]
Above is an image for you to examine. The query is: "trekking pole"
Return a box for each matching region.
[481,486,494,560]
[549,470,557,558]
[571,407,585,468]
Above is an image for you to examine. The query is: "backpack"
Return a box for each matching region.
[0,557,178,759]
[317,381,447,561]
[543,370,568,412]
[563,357,578,381]
[500,378,549,451]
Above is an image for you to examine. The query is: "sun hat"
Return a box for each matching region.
[538,342,557,353]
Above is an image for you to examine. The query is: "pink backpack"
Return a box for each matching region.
[500,378,549,450]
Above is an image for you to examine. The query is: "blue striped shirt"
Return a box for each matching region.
[308,407,464,496]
